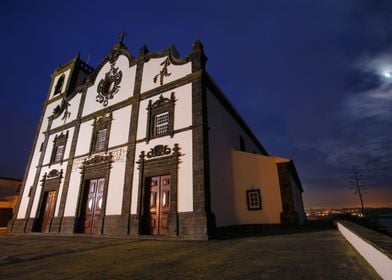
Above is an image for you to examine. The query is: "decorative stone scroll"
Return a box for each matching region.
[84,153,113,166]
[153,57,172,85]
[47,169,62,179]
[146,145,172,159]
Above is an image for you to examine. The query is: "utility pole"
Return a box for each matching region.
[350,165,367,217]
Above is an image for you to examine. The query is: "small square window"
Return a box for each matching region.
[246,189,262,210]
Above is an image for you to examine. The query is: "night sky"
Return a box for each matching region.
[1,0,391,208]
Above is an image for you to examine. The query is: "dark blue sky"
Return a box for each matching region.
[1,0,391,207]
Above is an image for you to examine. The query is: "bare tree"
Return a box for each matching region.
[350,165,367,217]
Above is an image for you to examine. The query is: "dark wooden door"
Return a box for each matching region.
[40,191,56,232]
[147,175,170,235]
[84,178,104,234]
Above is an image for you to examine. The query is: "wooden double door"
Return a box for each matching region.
[84,178,104,234]
[145,175,171,235]
[38,191,57,232]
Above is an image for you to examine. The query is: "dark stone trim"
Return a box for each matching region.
[277,162,299,226]
[56,89,88,233]
[42,71,201,137]
[190,43,215,238]
[205,74,268,156]
[132,146,181,237]
[74,155,113,234]
[102,215,123,235]
[120,57,144,235]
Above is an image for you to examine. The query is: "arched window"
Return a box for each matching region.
[54,74,65,95]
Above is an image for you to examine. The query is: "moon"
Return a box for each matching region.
[383,71,391,78]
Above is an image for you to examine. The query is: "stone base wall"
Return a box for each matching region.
[60,217,76,234]
[8,218,27,233]
[102,215,126,235]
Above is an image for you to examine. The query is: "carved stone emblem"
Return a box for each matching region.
[146,145,172,159]
[52,96,71,122]
[47,169,61,178]
[153,57,172,85]
[96,59,122,107]
[84,153,113,166]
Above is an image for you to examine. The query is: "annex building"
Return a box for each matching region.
[9,37,305,238]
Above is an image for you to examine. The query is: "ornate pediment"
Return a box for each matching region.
[150,92,175,109]
[47,169,62,178]
[146,145,172,159]
[84,153,113,166]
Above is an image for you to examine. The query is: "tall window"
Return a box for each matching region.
[54,74,65,96]
[146,93,175,141]
[51,131,68,164]
[91,114,112,154]
[96,129,108,152]
[155,112,169,136]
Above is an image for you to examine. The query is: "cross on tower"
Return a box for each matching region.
[118,32,127,43]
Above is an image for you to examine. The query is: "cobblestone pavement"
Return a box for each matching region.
[0,229,380,279]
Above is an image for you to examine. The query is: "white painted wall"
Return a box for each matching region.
[105,153,126,215]
[140,56,192,93]
[17,102,61,219]
[63,159,84,217]
[131,130,193,214]
[207,88,265,226]
[109,105,132,148]
[82,55,136,117]
[49,69,71,98]
[75,120,93,157]
[136,83,192,141]
[337,222,392,280]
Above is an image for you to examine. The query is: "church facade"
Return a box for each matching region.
[9,38,305,239]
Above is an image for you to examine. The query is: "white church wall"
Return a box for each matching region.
[16,101,56,219]
[131,130,193,214]
[105,158,126,215]
[206,88,264,226]
[51,93,81,129]
[140,56,191,93]
[49,69,71,98]
[109,105,132,148]
[63,162,83,217]
[17,130,47,219]
[82,55,136,117]
[230,151,283,226]
[74,120,93,156]
[136,83,192,141]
